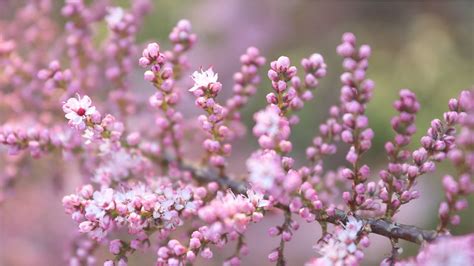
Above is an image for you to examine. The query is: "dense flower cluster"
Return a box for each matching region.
[190,68,232,171]
[225,47,266,139]
[156,189,269,265]
[394,234,474,266]
[63,183,197,241]
[0,1,473,266]
[253,105,291,152]
[0,124,80,157]
[378,88,470,221]
[438,90,474,232]
[306,216,369,266]
[379,89,420,218]
[140,39,188,162]
[104,6,139,115]
[336,33,376,213]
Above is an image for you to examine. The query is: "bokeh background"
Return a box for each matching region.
[1,0,473,265]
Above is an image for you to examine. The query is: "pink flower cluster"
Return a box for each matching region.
[266,56,298,116]
[253,105,292,152]
[0,124,79,157]
[63,183,197,241]
[438,90,474,232]
[140,40,187,162]
[306,216,369,266]
[68,236,98,266]
[61,0,101,92]
[156,189,269,265]
[336,33,376,213]
[225,47,266,139]
[104,6,138,115]
[393,234,474,266]
[167,19,197,76]
[379,89,420,217]
[379,90,470,219]
[63,94,124,149]
[37,60,77,95]
[190,68,232,171]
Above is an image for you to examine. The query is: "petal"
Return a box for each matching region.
[86,106,96,115]
[80,95,92,108]
[65,112,77,120]
[66,98,80,110]
[72,116,83,124]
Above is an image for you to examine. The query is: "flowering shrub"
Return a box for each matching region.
[0,1,473,266]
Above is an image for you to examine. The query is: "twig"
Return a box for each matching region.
[162,155,439,245]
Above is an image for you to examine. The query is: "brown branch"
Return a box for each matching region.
[163,155,439,245]
[326,209,438,244]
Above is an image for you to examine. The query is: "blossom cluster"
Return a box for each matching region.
[438,90,474,232]
[0,124,79,157]
[379,89,470,219]
[336,33,376,213]
[379,89,420,217]
[156,189,269,265]
[306,216,369,266]
[394,234,474,266]
[167,19,197,77]
[190,68,232,171]
[63,183,198,241]
[104,7,139,115]
[225,47,266,139]
[140,41,186,162]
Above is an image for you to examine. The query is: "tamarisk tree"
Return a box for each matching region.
[0,1,472,266]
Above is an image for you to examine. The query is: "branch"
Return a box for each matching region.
[163,155,438,245]
[326,209,438,244]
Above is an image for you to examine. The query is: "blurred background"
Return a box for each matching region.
[1,0,473,265]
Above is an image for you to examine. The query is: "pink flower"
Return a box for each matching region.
[201,247,213,259]
[246,189,270,208]
[63,94,97,129]
[246,150,284,190]
[396,234,474,266]
[307,216,365,266]
[253,105,282,138]
[109,239,123,255]
[343,216,363,239]
[105,7,125,27]
[189,67,219,92]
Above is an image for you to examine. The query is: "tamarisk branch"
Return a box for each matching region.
[164,155,439,245]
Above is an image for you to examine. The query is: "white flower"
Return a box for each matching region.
[92,149,143,186]
[89,228,107,241]
[246,150,283,190]
[398,234,474,266]
[253,105,281,137]
[344,216,363,239]
[182,189,192,200]
[105,7,125,27]
[85,204,105,220]
[185,202,197,211]
[63,94,97,129]
[309,216,366,265]
[189,67,218,92]
[247,189,270,208]
[93,188,114,210]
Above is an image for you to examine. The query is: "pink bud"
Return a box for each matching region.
[282,231,292,242]
[268,251,279,262]
[201,248,213,259]
[342,191,351,203]
[268,227,280,237]
[144,70,155,81]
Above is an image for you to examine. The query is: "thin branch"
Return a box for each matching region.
[163,155,439,245]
